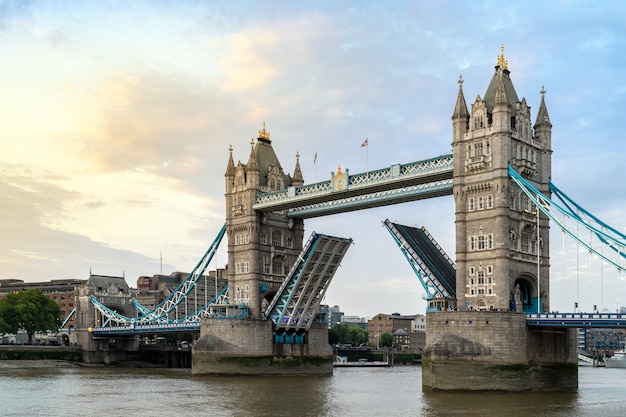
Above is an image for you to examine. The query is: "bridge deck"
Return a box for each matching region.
[526,312,626,328]
[265,232,353,332]
[383,219,456,299]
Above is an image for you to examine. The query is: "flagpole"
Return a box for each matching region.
[360,138,369,172]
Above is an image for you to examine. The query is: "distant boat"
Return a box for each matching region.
[605,350,626,369]
[333,356,389,367]
[578,354,604,367]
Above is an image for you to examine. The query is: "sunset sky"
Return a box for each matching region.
[2,1,626,317]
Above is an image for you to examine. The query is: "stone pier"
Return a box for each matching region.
[422,311,578,391]
[192,318,333,375]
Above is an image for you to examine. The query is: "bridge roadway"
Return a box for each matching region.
[89,312,626,336]
[253,153,453,218]
[526,312,626,328]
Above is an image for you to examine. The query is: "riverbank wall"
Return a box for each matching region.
[0,345,83,362]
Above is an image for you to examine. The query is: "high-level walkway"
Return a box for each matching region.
[253,154,453,218]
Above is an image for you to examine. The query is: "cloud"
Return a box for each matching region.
[0,170,164,281]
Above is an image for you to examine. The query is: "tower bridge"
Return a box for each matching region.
[70,47,626,390]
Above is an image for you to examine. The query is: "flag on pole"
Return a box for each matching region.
[361,138,368,147]
[314,151,317,164]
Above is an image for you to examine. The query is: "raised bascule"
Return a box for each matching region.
[71,47,626,390]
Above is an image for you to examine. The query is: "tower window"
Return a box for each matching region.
[272,231,282,247]
[272,258,283,275]
[474,142,483,156]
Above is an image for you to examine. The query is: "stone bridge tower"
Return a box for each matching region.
[224,124,305,318]
[452,46,552,313]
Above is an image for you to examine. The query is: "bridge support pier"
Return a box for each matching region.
[75,329,140,364]
[422,311,578,391]
[192,318,333,375]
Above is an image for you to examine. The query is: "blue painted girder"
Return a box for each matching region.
[265,232,353,331]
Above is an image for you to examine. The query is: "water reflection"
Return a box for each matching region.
[1,364,626,416]
[422,390,578,417]
[192,374,334,417]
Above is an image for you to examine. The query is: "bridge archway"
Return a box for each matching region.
[261,292,277,314]
[513,276,536,313]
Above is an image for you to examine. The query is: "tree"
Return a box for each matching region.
[333,323,369,345]
[0,289,62,344]
[380,332,394,348]
[328,328,339,345]
[347,325,368,346]
[334,323,350,344]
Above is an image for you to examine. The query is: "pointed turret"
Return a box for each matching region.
[534,86,552,183]
[534,86,552,130]
[225,145,235,176]
[225,145,236,193]
[291,151,304,186]
[452,75,469,142]
[246,138,260,188]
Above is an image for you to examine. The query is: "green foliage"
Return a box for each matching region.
[0,289,62,344]
[380,332,394,347]
[0,314,10,334]
[333,323,368,345]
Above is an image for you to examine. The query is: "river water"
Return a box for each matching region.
[0,364,625,416]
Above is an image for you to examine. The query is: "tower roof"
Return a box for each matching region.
[483,45,519,112]
[251,123,292,187]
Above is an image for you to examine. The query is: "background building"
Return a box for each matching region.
[367,313,425,351]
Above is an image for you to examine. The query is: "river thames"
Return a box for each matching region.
[1,363,625,416]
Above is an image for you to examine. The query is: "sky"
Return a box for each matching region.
[2,0,626,318]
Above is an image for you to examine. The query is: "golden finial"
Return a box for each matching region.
[337,165,343,174]
[258,121,271,141]
[496,44,509,70]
